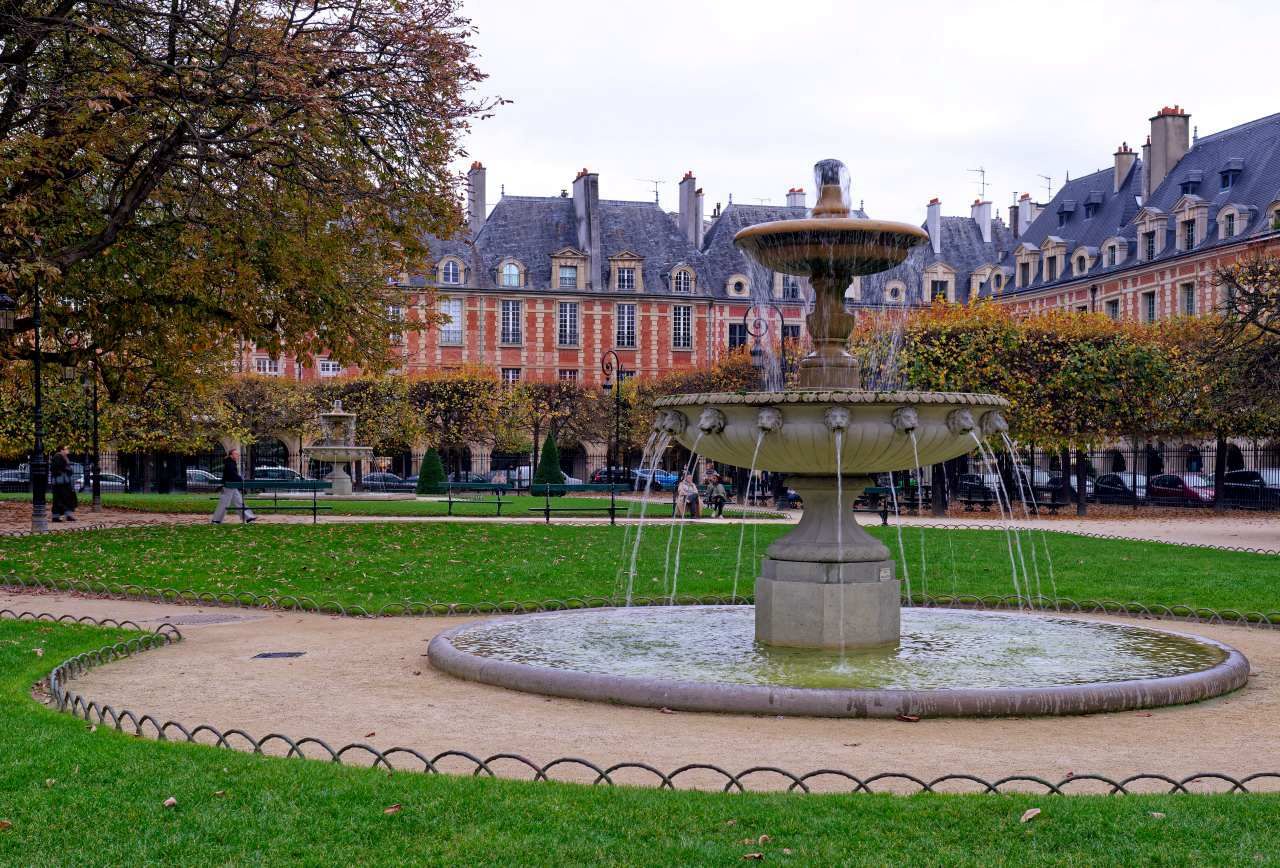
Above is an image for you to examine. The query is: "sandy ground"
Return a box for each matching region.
[11,588,1277,793]
[4,498,1278,548]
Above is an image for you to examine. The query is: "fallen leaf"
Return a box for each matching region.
[1135,712,1153,718]
[214,790,226,798]
[659,707,676,714]
[364,732,376,738]
[412,671,421,676]
[383,804,402,815]
[742,854,764,861]
[724,819,737,826]
[1149,812,1165,819]
[44,779,55,788]
[0,820,11,832]
[895,714,920,723]
[842,743,861,747]
[1020,808,1041,823]
[33,648,43,658]
[86,724,97,733]
[782,849,793,855]
[758,835,771,845]
[163,797,177,809]
[739,838,754,845]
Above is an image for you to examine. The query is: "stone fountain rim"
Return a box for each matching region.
[653,390,1010,409]
[426,606,1250,719]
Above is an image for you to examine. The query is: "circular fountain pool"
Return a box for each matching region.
[428,607,1249,718]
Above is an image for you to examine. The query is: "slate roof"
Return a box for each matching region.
[859,215,1018,306]
[1000,111,1280,297]
[423,195,707,293]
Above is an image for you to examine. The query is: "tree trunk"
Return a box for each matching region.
[1213,431,1228,513]
[1059,447,1072,508]
[1075,449,1088,517]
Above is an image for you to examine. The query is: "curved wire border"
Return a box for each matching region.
[18,608,1278,796]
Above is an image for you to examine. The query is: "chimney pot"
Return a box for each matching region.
[572,169,602,288]
[466,161,487,232]
[926,198,942,254]
[678,171,703,247]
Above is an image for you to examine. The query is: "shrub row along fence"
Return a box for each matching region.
[6,607,1276,795]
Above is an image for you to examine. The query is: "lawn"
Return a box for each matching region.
[1,521,1277,614]
[2,617,1279,865]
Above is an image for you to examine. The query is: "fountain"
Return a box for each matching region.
[428,160,1249,717]
[300,400,373,496]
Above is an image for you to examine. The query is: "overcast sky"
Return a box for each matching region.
[456,0,1280,222]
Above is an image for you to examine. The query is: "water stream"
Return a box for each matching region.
[666,432,704,604]
[623,433,670,606]
[834,429,846,657]
[1001,432,1061,609]
[908,432,928,600]
[970,432,1025,609]
[887,478,912,604]
[731,431,767,603]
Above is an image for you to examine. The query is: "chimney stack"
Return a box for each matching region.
[678,171,703,247]
[1113,142,1137,194]
[926,198,942,254]
[1016,193,1036,237]
[786,187,806,208]
[466,161,487,232]
[1146,105,1190,199]
[970,199,992,244]
[572,167,602,289]
[1009,203,1020,238]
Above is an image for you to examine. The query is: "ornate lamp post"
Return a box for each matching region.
[0,291,14,332]
[600,350,624,484]
[742,301,792,383]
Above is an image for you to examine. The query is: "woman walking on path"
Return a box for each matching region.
[211,448,257,524]
[50,445,78,522]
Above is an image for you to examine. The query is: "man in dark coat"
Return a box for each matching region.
[210,447,256,524]
[50,445,78,522]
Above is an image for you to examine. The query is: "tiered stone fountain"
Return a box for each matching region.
[428,160,1249,718]
[301,400,373,496]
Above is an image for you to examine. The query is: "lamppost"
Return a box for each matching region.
[600,350,624,483]
[742,301,792,383]
[28,285,48,532]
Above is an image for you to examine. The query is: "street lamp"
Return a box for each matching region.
[742,301,792,383]
[600,350,624,485]
[0,291,15,332]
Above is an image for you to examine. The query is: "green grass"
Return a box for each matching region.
[2,521,1277,613]
[3,617,1280,865]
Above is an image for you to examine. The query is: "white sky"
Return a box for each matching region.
[457,0,1280,222]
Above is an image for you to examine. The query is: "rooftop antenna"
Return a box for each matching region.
[967,166,989,199]
[635,178,665,204]
[1037,174,1053,200]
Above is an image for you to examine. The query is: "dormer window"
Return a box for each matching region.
[1083,191,1103,219]
[617,266,635,290]
[781,274,800,300]
[559,265,578,288]
[1020,262,1030,285]
[1075,255,1087,274]
[1224,212,1236,237]
[501,262,521,287]
[673,269,693,293]
[994,273,1003,291]
[1107,245,1117,266]
[1179,170,1203,196]
[1182,219,1196,251]
[1057,212,1067,228]
[1046,257,1057,282]
[1144,231,1156,261]
[1220,158,1243,191]
[442,260,461,285]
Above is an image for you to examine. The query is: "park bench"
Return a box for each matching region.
[528,483,627,524]
[855,486,894,526]
[444,481,509,516]
[221,479,333,523]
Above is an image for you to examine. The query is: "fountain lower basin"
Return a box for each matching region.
[427,607,1249,718]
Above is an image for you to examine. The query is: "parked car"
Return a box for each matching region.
[1148,473,1214,506]
[1215,468,1280,509]
[0,469,30,492]
[251,466,311,482]
[1043,473,1095,503]
[956,473,998,502]
[362,471,416,492]
[93,472,128,492]
[185,467,222,492]
[1094,473,1147,504]
[590,467,675,491]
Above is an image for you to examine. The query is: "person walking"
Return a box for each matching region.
[211,448,256,524]
[708,473,728,518]
[50,445,78,522]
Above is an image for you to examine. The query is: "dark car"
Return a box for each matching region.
[1217,469,1280,509]
[0,469,30,492]
[363,471,415,492]
[185,467,222,492]
[591,467,666,491]
[1043,473,1095,503]
[1094,473,1147,504]
[956,473,997,502]
[1148,473,1213,507]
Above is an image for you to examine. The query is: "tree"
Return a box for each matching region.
[1,0,496,372]
[503,381,591,476]
[1215,251,1280,344]
[416,449,445,495]
[407,365,502,474]
[531,432,564,489]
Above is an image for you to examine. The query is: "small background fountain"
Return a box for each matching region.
[301,400,373,496]
[428,159,1249,718]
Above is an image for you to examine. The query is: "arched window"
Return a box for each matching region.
[442,260,460,284]
[674,270,692,293]
[501,262,520,287]
[1076,256,1086,274]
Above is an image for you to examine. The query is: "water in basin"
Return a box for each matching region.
[443,606,1227,691]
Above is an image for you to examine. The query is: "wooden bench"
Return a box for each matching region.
[528,483,627,524]
[222,479,333,523]
[445,482,509,516]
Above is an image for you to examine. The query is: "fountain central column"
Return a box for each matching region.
[755,474,900,648]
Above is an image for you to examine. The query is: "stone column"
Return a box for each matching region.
[468,442,493,477]
[755,475,900,649]
[583,441,609,479]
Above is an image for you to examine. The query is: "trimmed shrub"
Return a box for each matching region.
[416,449,446,495]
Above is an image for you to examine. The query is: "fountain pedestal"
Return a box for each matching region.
[755,475,899,648]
